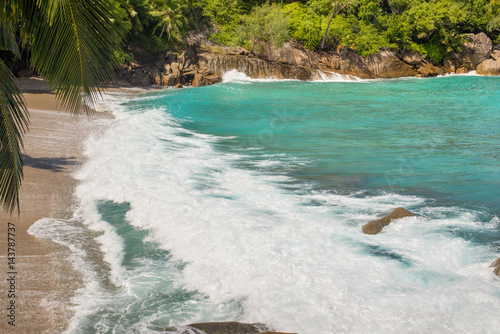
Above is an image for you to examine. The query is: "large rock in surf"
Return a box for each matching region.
[476,59,500,76]
[362,207,415,235]
[149,322,269,334]
[185,322,297,334]
[491,257,500,276]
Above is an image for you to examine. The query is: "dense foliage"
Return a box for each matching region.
[5,1,498,66]
[117,0,500,62]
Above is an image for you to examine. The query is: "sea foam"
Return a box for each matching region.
[41,87,500,333]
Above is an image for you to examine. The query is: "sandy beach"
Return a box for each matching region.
[0,78,109,333]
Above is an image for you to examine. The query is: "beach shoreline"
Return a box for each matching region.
[0,78,110,333]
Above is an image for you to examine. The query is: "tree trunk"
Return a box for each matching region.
[320,1,351,50]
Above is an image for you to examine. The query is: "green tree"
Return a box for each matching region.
[0,0,128,213]
[283,2,323,49]
[236,3,290,55]
[150,0,188,40]
[320,0,353,49]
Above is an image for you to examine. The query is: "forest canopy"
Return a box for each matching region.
[3,0,500,69]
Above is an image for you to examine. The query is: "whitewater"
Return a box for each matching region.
[30,72,500,334]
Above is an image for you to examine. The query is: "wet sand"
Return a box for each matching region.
[0,78,109,333]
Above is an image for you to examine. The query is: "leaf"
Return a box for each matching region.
[28,0,128,114]
[0,59,29,214]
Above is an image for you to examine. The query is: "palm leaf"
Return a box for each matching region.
[28,0,128,114]
[0,59,29,214]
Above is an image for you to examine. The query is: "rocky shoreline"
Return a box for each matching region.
[113,32,500,88]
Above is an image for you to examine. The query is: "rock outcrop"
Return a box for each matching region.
[364,50,417,78]
[198,51,313,80]
[459,33,493,70]
[491,257,500,276]
[150,322,297,334]
[112,32,499,88]
[362,207,415,235]
[476,58,500,75]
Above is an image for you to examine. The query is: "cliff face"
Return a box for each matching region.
[113,33,500,87]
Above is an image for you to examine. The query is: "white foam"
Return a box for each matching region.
[312,69,364,82]
[68,91,500,334]
[28,218,120,333]
[439,70,481,77]
[222,69,299,83]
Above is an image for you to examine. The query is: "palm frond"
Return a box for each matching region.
[0,59,29,214]
[29,0,128,114]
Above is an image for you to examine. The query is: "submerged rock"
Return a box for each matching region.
[491,257,500,276]
[150,322,297,334]
[188,322,268,334]
[362,207,415,235]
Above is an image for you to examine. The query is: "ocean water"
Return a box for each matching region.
[29,72,500,334]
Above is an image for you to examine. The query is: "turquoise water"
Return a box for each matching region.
[138,76,500,211]
[30,74,500,333]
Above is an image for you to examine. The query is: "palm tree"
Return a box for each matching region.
[150,0,187,40]
[0,0,129,213]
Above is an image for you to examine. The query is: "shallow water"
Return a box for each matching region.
[30,73,500,333]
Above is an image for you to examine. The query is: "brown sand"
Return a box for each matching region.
[0,78,110,333]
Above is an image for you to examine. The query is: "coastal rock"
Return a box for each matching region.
[129,70,152,86]
[161,73,176,86]
[397,50,425,66]
[179,43,197,71]
[163,63,171,74]
[197,66,211,76]
[198,52,313,81]
[362,207,415,235]
[151,322,297,334]
[490,50,500,61]
[476,59,500,76]
[192,73,209,87]
[491,257,500,276]
[442,59,456,73]
[151,68,162,86]
[417,63,443,77]
[206,74,223,85]
[170,62,181,77]
[274,42,314,67]
[459,33,493,70]
[112,31,498,88]
[188,322,268,334]
[326,48,373,78]
[364,50,416,78]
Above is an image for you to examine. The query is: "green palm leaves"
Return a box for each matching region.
[150,0,187,41]
[0,0,129,213]
[0,60,28,214]
[30,0,129,114]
